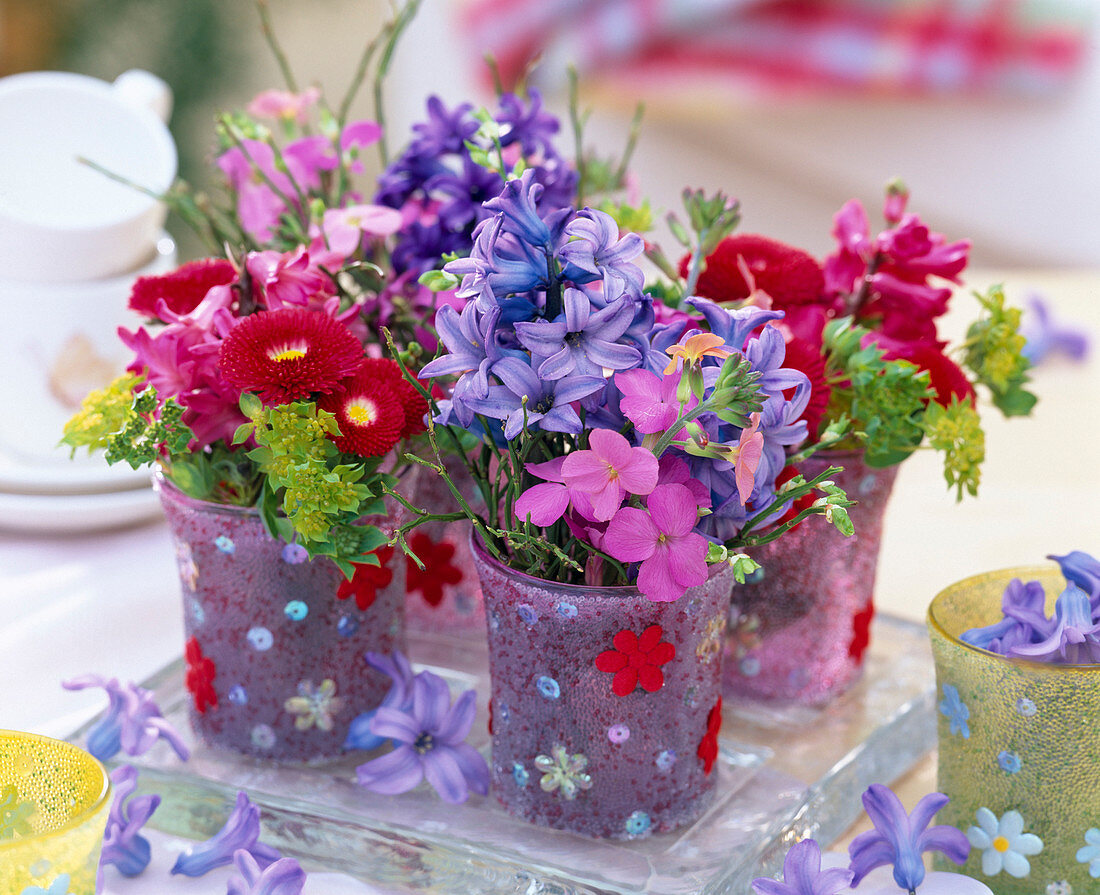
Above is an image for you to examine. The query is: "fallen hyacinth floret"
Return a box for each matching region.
[961,550,1100,663]
[226,849,307,895]
[62,674,190,762]
[344,650,416,752]
[355,669,489,804]
[171,791,281,877]
[99,765,159,878]
[750,838,853,895]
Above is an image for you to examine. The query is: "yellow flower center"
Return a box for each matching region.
[346,399,378,426]
[268,343,307,363]
[993,836,1010,853]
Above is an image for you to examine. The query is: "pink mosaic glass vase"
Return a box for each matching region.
[157,478,406,762]
[723,451,898,705]
[474,539,733,839]
[403,460,484,635]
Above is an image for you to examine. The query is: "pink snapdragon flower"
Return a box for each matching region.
[603,483,709,602]
[246,247,333,308]
[560,428,659,521]
[247,86,321,124]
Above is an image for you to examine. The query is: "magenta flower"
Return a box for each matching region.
[226,850,306,895]
[603,483,709,602]
[247,87,320,124]
[355,671,489,804]
[246,247,332,309]
[560,428,658,521]
[615,367,690,434]
[514,455,604,527]
[171,791,281,877]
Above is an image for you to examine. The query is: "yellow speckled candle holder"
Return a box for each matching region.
[928,566,1100,895]
[0,731,110,895]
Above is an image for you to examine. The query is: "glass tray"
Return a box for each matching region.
[71,613,936,895]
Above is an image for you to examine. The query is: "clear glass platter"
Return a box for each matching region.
[70,613,936,895]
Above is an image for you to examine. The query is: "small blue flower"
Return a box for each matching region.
[228,686,249,706]
[19,873,73,895]
[739,657,761,677]
[1076,827,1100,878]
[1016,697,1037,717]
[655,749,676,771]
[247,627,273,651]
[250,725,276,751]
[281,542,308,564]
[536,676,560,699]
[624,810,651,836]
[283,601,308,621]
[998,750,1022,774]
[215,535,235,554]
[512,762,529,787]
[555,602,578,619]
[337,615,359,638]
[967,807,1043,877]
[939,684,970,738]
[517,604,538,625]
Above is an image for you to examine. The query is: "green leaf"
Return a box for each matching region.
[239,392,263,418]
[992,385,1038,418]
[418,269,461,292]
[231,422,254,446]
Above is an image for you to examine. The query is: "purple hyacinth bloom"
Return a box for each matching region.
[408,95,478,157]
[1049,550,1100,602]
[515,290,641,379]
[684,296,783,350]
[99,766,159,878]
[420,302,497,398]
[483,168,559,250]
[1009,584,1100,664]
[558,208,646,299]
[1020,295,1090,365]
[751,838,853,895]
[356,671,490,805]
[448,217,550,305]
[344,650,416,752]
[497,89,560,157]
[465,356,605,438]
[226,850,307,895]
[848,784,970,892]
[171,791,281,877]
[62,675,190,762]
[743,325,809,397]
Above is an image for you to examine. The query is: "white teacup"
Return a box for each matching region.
[0,70,177,282]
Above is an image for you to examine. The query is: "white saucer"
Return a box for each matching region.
[0,485,162,534]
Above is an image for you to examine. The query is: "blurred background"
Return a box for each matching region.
[2,0,1097,267]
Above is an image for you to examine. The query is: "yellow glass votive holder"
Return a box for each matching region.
[928,566,1100,895]
[0,730,111,895]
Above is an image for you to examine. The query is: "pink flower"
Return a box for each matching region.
[560,428,659,521]
[340,120,383,174]
[246,247,333,309]
[615,367,689,435]
[513,456,598,527]
[656,455,712,508]
[247,86,321,123]
[315,204,404,259]
[603,483,709,602]
[728,414,764,505]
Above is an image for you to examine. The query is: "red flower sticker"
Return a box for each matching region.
[594,624,676,697]
[184,636,217,715]
[697,697,722,775]
[405,532,462,607]
[848,599,875,664]
[336,547,394,611]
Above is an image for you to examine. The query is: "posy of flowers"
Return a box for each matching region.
[672,182,1036,500]
[407,165,855,602]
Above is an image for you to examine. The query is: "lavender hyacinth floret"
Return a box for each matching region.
[171,791,281,877]
[750,838,853,895]
[99,766,159,878]
[344,650,416,752]
[226,849,307,895]
[62,674,190,762]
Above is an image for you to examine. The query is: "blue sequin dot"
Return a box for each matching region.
[190,599,205,626]
[656,749,676,771]
[498,703,511,723]
[337,615,359,638]
[251,724,276,750]
[214,535,235,554]
[555,601,578,619]
[997,750,1022,774]
[536,676,560,699]
[247,626,273,651]
[517,604,538,625]
[625,810,651,836]
[284,600,308,621]
[739,656,761,677]
[281,542,308,564]
[512,762,529,787]
[228,685,248,706]
[607,724,630,744]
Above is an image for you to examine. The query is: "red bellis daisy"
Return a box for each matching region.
[218,308,364,405]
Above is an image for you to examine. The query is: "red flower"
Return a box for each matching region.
[357,357,429,440]
[682,235,824,307]
[317,368,405,458]
[129,258,237,320]
[184,636,217,715]
[594,624,676,697]
[697,697,722,775]
[848,599,875,663]
[336,547,394,610]
[880,340,976,408]
[405,532,463,607]
[218,307,364,405]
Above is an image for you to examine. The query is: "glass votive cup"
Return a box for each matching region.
[0,730,111,895]
[927,566,1100,895]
